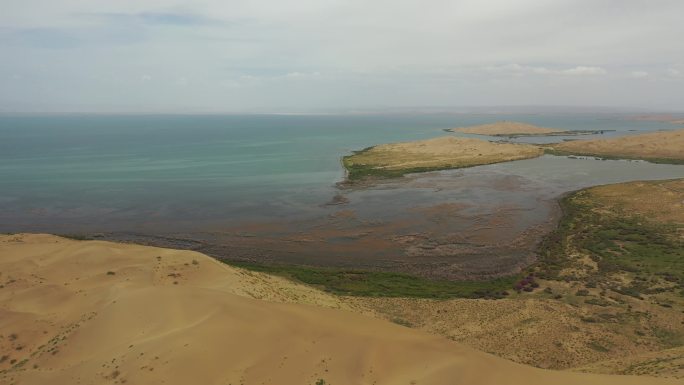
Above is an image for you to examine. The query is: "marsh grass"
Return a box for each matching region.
[224,261,519,299]
[535,189,684,297]
[59,234,92,241]
[342,149,467,181]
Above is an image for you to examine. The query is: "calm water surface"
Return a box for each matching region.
[0,113,681,236]
[3,113,683,277]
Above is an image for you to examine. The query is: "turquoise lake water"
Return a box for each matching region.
[0,113,681,235]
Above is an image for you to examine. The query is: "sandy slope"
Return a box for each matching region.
[0,234,677,385]
[552,129,684,161]
[577,346,684,378]
[450,121,561,135]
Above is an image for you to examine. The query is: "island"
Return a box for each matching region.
[447,121,610,137]
[342,136,543,181]
[548,128,684,164]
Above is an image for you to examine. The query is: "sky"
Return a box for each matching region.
[1,0,683,113]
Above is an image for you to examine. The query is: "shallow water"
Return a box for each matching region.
[0,113,677,231]
[1,114,682,278]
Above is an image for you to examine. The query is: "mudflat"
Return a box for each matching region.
[0,234,676,385]
[351,179,684,378]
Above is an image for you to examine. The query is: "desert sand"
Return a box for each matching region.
[1,234,676,385]
[551,129,684,162]
[343,136,542,180]
[450,121,562,136]
[578,346,684,378]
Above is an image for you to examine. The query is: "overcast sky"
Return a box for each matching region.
[1,0,683,113]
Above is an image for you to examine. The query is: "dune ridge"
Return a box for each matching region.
[0,234,677,385]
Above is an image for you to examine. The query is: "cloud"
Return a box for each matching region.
[284,71,321,78]
[1,0,683,112]
[630,71,650,78]
[559,66,607,76]
[90,12,219,27]
[2,25,145,49]
[486,64,607,77]
[175,77,190,86]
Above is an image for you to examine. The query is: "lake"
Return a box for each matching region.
[1,113,682,278]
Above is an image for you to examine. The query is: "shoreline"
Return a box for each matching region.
[341,136,543,183]
[2,233,679,384]
[445,127,613,138]
[548,128,684,164]
[5,176,684,378]
[543,148,684,165]
[42,177,677,298]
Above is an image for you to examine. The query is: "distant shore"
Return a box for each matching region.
[547,128,684,164]
[342,125,684,185]
[447,120,610,137]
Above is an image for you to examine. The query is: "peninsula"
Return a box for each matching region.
[342,136,543,181]
[549,128,684,164]
[448,121,609,137]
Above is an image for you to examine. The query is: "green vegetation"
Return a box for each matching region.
[342,148,463,181]
[390,317,413,327]
[543,148,684,165]
[587,341,611,353]
[535,189,684,297]
[59,233,92,241]
[225,261,519,299]
[652,327,684,348]
[585,298,612,307]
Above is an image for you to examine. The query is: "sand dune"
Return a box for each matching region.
[0,234,677,385]
[577,346,684,378]
[551,128,684,162]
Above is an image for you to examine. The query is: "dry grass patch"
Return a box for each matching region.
[550,129,684,164]
[343,136,542,181]
[450,121,562,136]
